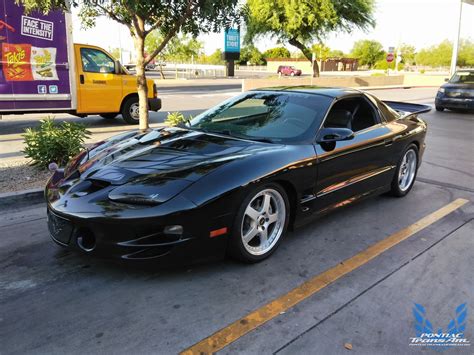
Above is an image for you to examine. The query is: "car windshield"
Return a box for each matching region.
[449,71,474,84]
[187,92,332,143]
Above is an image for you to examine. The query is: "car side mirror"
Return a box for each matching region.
[444,78,449,82]
[114,60,122,74]
[317,127,354,143]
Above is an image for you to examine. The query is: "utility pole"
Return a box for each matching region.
[450,0,463,76]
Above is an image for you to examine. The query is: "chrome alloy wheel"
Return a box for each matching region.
[130,102,140,119]
[398,149,417,192]
[241,189,286,256]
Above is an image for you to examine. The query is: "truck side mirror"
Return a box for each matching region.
[114,60,122,74]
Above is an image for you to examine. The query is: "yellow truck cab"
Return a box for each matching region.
[74,44,161,124]
[0,0,161,124]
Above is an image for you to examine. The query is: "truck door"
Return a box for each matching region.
[76,46,122,113]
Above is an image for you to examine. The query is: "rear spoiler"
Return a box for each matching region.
[383,101,432,115]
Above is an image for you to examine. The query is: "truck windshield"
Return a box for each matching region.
[80,48,115,74]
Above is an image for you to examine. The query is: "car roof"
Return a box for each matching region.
[250,86,363,99]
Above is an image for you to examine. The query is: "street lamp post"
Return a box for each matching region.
[450,0,474,76]
[450,0,463,76]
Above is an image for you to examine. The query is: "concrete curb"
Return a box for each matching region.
[0,188,44,207]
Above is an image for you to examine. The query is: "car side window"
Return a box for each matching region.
[80,48,115,74]
[324,97,379,132]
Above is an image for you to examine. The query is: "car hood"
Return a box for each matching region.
[65,127,276,187]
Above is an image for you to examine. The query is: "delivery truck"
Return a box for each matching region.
[0,0,161,124]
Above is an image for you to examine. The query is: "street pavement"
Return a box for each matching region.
[0,85,473,354]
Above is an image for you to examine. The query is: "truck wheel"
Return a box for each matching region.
[435,106,444,112]
[100,113,118,119]
[121,97,140,124]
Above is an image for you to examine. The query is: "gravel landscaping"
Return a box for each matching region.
[0,160,51,194]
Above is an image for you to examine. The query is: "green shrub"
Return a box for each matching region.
[23,117,90,168]
[165,111,191,126]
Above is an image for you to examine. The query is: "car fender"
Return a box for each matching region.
[180,144,317,211]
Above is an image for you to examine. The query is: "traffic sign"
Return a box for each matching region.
[386,53,394,62]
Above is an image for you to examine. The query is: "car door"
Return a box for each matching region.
[310,95,396,213]
[76,46,123,113]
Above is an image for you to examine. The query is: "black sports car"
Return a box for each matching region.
[435,69,474,112]
[46,87,430,263]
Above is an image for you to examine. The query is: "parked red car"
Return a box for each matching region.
[277,65,302,76]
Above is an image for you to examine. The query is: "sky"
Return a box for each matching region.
[72,0,474,58]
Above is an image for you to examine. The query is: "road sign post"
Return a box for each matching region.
[222,28,240,77]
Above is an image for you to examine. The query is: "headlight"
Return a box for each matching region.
[108,179,192,205]
[438,88,445,93]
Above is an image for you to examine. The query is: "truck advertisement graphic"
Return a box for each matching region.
[0,0,72,111]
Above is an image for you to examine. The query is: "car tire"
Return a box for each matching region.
[389,144,419,197]
[100,113,118,120]
[228,183,290,263]
[121,96,140,124]
[435,106,444,112]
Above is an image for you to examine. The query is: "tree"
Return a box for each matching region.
[200,49,225,65]
[328,49,345,57]
[238,45,265,65]
[20,0,240,131]
[351,40,384,68]
[262,47,290,59]
[415,39,474,67]
[397,43,416,65]
[146,33,203,63]
[108,47,121,61]
[244,0,375,77]
[458,39,474,67]
[312,43,330,60]
[415,40,452,67]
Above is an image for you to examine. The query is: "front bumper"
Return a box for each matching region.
[148,98,162,112]
[435,96,474,110]
[46,205,229,263]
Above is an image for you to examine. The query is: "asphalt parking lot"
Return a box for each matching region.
[0,88,473,354]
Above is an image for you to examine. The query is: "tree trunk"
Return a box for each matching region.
[288,37,320,78]
[159,64,165,79]
[312,60,320,78]
[133,35,149,131]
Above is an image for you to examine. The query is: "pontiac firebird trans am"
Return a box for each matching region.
[46,87,430,263]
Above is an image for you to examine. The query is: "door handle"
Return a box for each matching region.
[79,74,84,84]
[384,138,393,146]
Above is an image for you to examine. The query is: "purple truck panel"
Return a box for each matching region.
[0,0,72,111]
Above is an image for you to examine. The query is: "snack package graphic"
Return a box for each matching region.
[31,46,58,80]
[2,43,33,81]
